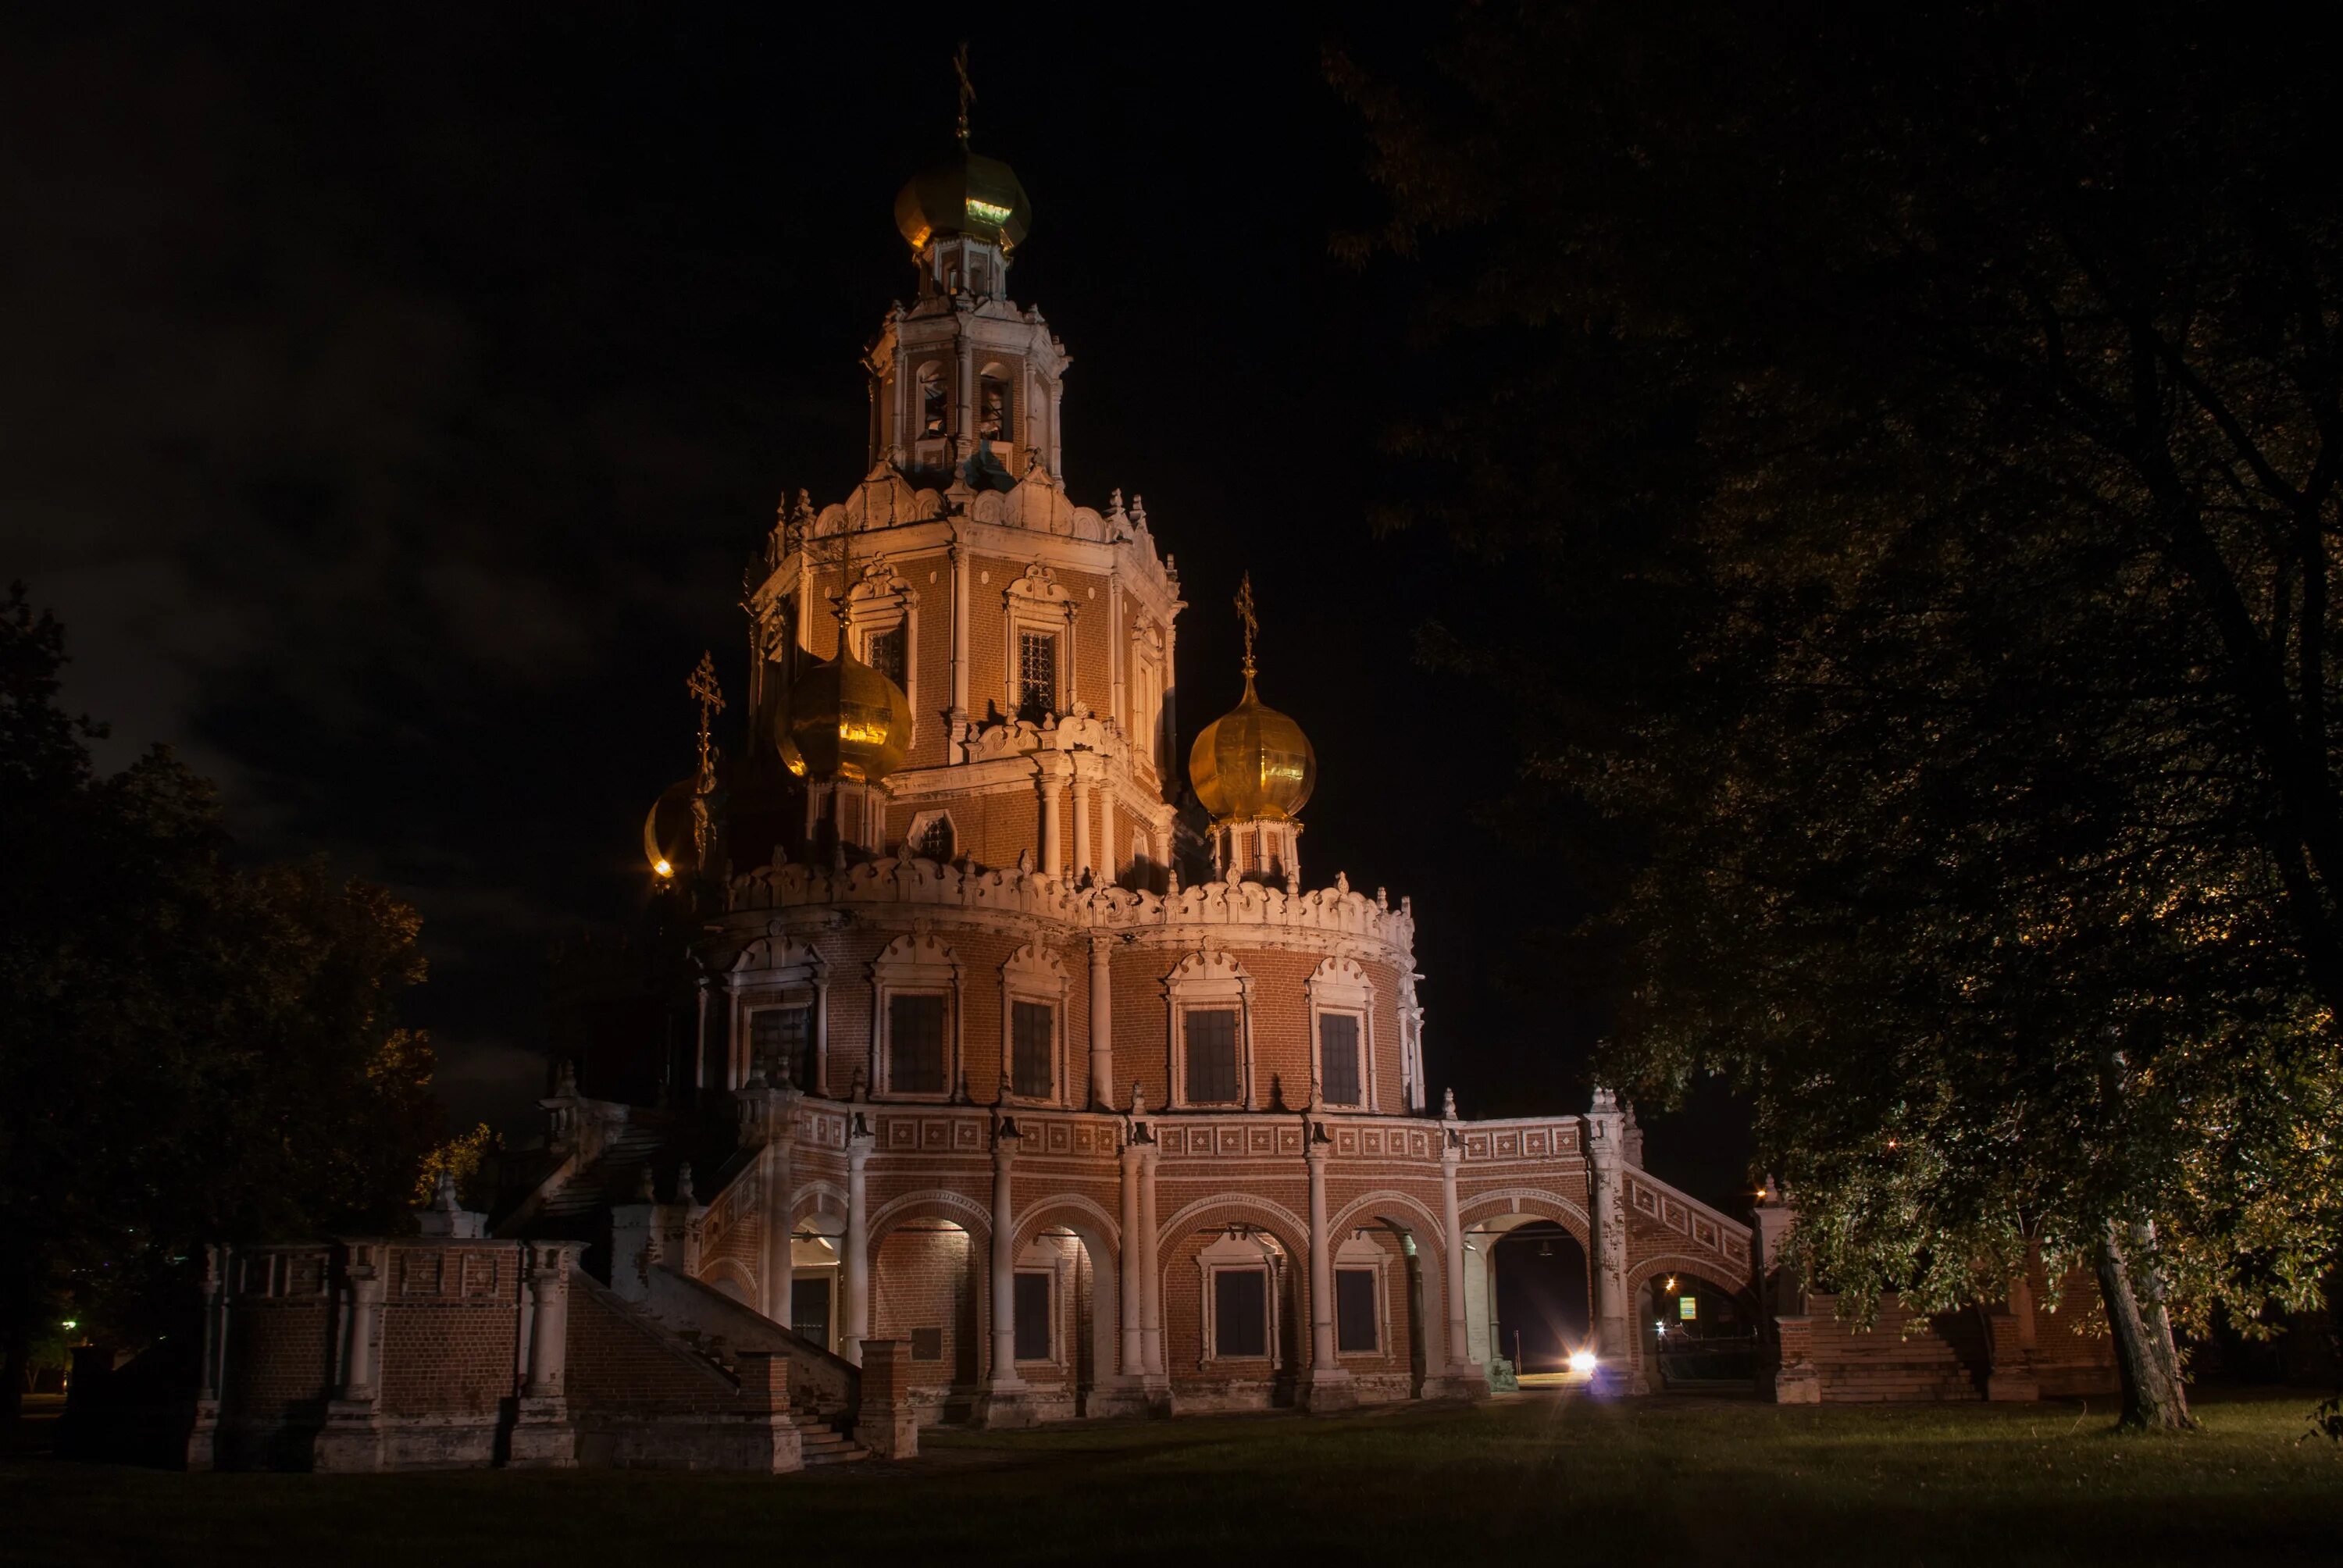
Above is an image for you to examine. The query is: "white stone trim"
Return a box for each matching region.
[1306,957,1376,1112]
[1164,949,1254,1110]
[998,940,1071,1107]
[726,935,827,1092]
[869,933,963,1102]
[1003,564,1076,720]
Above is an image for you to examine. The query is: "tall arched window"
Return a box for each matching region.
[918,363,947,437]
[978,365,1014,445]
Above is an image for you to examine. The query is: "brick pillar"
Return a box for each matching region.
[1753,1188,1820,1404]
[1585,1089,1635,1395]
[1984,1268,2041,1402]
[1298,1125,1356,1411]
[842,1129,872,1366]
[854,1340,920,1459]
[1089,934,1114,1109]
[979,1122,1032,1426]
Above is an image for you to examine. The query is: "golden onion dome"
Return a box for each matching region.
[1189,673,1317,824]
[776,651,912,783]
[644,775,710,880]
[893,148,1032,252]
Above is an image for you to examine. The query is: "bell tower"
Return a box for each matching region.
[867,52,1067,489]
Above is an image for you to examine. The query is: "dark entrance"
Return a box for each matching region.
[791,1275,832,1346]
[1492,1222,1591,1374]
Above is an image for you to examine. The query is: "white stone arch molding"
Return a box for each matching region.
[1157,1192,1310,1247]
[727,934,829,1093]
[1164,948,1256,1110]
[1328,1188,1453,1358]
[1009,1192,1122,1256]
[1003,563,1077,718]
[845,561,921,730]
[869,933,964,1102]
[1457,1188,1596,1237]
[999,940,1072,1108]
[792,1180,848,1228]
[868,1188,994,1242]
[1306,956,1378,1112]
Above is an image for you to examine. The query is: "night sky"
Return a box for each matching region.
[3,6,1749,1208]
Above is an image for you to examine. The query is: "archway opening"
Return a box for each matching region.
[1013,1224,1119,1419]
[1489,1221,1591,1384]
[790,1218,842,1352]
[1639,1268,1759,1391]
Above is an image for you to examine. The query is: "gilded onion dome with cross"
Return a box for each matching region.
[1189,574,1318,887]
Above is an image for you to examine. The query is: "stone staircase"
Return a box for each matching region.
[792,1410,869,1465]
[537,1120,669,1221]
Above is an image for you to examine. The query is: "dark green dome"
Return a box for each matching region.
[893,150,1032,251]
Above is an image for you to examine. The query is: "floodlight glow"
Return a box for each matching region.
[654,859,672,878]
[1568,1349,1598,1374]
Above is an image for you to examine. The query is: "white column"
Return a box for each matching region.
[524,1243,572,1399]
[988,1128,1025,1394]
[1071,764,1093,881]
[1440,1131,1473,1376]
[843,1133,872,1366]
[1038,765,1061,876]
[762,1125,797,1328]
[1089,934,1114,1109]
[1118,1138,1146,1377]
[1587,1090,1632,1389]
[340,1245,384,1399]
[1139,1143,1164,1377]
[1300,1132,1351,1406]
[949,537,971,756]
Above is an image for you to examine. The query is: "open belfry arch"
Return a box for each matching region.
[182,61,2116,1477]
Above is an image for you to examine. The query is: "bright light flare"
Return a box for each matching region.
[654,859,673,878]
[1567,1349,1598,1374]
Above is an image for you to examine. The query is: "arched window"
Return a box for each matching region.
[918,364,947,437]
[978,365,1014,445]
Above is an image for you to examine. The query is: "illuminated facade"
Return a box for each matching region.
[163,129,2117,1477]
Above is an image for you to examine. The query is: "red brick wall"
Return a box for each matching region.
[871,1223,981,1392]
[379,1302,518,1417]
[565,1281,740,1409]
[1111,948,1169,1108]
[224,1302,333,1418]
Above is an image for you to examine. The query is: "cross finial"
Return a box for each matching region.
[1234,572,1259,682]
[954,41,975,148]
[686,651,725,773]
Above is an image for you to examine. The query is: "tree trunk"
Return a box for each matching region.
[2094,1219,2194,1431]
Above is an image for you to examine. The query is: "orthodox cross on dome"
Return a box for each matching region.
[1234,572,1260,681]
[686,651,725,777]
[954,40,975,149]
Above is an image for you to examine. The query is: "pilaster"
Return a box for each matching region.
[1296,1125,1357,1412]
[1584,1089,1635,1396]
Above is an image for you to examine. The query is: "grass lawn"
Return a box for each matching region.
[4,1389,2338,1566]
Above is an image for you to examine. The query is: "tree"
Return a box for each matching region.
[0,584,439,1423]
[1333,3,2343,1427]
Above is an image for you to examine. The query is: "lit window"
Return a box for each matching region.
[1679,1295,1698,1321]
[1185,1009,1240,1103]
[889,993,946,1094]
[866,623,905,689]
[1213,1267,1268,1359]
[1318,1013,1361,1107]
[1017,630,1057,721]
[750,1005,814,1089]
[1336,1268,1378,1353]
[1011,1000,1053,1099]
[1013,1272,1051,1360]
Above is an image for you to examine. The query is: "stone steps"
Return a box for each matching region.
[793,1412,869,1466]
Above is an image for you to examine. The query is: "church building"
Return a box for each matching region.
[157,125,2114,1476]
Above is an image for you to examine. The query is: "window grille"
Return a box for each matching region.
[1336,1268,1378,1352]
[1185,1008,1240,1103]
[1013,1271,1051,1360]
[867,622,906,690]
[979,374,1014,444]
[1214,1267,1268,1359]
[889,993,947,1094]
[750,1005,815,1089]
[915,814,954,861]
[1011,1000,1053,1099]
[1318,1013,1361,1107]
[1017,630,1057,720]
